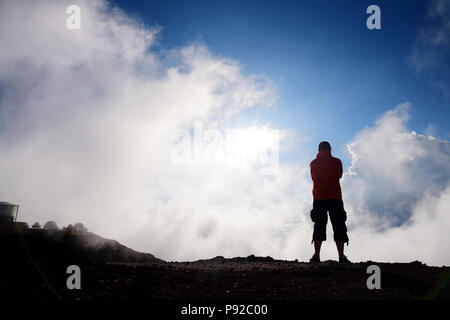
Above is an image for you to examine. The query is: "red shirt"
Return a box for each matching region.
[310,150,343,200]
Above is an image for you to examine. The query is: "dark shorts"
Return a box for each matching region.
[310,199,349,242]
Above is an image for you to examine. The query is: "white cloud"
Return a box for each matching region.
[0,0,301,262]
[1,0,449,266]
[342,103,450,265]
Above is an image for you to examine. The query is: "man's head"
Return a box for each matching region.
[318,141,331,151]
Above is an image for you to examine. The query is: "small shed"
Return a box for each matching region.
[0,202,19,223]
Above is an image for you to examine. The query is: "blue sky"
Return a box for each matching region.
[113,0,449,168]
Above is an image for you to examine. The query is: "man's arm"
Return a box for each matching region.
[338,159,343,179]
[310,162,315,181]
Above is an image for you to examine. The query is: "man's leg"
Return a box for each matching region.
[310,200,327,260]
[314,240,323,257]
[335,241,344,257]
[329,199,349,259]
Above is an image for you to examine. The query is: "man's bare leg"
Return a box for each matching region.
[335,241,344,258]
[314,240,322,257]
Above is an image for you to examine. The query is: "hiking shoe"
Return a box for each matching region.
[309,254,320,264]
[339,255,352,264]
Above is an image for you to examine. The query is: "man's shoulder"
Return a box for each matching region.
[332,157,343,170]
[311,156,341,166]
[331,156,342,163]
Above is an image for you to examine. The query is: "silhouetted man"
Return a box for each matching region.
[309,141,350,263]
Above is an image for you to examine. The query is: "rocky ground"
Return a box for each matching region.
[0,231,448,301]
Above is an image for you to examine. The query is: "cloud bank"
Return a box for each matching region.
[0,0,449,265]
[342,103,450,266]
